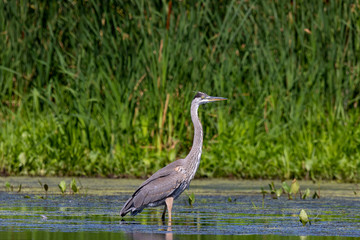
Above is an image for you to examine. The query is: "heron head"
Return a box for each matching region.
[193,92,227,105]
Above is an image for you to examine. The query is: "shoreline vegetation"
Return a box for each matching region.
[0,1,359,181]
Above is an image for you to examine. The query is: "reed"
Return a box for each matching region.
[0,0,359,180]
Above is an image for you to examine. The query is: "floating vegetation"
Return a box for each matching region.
[187,192,195,207]
[268,182,282,199]
[1,178,359,237]
[312,191,320,199]
[302,188,311,200]
[58,180,67,195]
[4,181,12,192]
[299,209,311,226]
[260,187,267,199]
[5,181,22,193]
[70,179,80,194]
[290,179,300,199]
[38,180,49,197]
[262,179,319,200]
[282,179,300,200]
[251,200,264,210]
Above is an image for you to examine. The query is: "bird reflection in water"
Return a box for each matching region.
[124,221,173,240]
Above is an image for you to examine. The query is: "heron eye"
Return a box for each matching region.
[201,96,205,99]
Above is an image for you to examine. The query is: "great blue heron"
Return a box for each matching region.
[120,92,227,221]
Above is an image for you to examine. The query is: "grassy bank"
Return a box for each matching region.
[0,0,360,181]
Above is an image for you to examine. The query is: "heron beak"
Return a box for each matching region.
[206,96,228,102]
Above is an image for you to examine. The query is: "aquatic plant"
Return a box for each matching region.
[4,181,21,192]
[268,182,282,199]
[301,188,311,200]
[282,182,291,198]
[259,187,267,208]
[299,209,311,226]
[282,180,300,200]
[58,180,66,195]
[290,179,300,199]
[263,180,316,200]
[70,178,80,194]
[260,187,268,198]
[187,193,195,207]
[312,191,320,199]
[251,200,265,210]
[38,180,49,197]
[4,181,12,192]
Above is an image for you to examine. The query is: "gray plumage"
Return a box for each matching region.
[120,92,227,220]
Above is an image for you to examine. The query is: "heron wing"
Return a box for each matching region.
[133,171,186,208]
[132,159,186,207]
[135,158,185,193]
[120,158,187,216]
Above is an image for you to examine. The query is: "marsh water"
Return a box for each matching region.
[0,177,359,239]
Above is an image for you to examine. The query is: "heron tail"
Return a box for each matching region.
[120,197,134,217]
[120,196,143,217]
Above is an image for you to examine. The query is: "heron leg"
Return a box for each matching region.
[162,205,167,221]
[165,197,174,222]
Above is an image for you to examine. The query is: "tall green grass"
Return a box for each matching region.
[0,0,359,180]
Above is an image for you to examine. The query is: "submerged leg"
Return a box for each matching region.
[162,205,167,221]
[165,197,174,222]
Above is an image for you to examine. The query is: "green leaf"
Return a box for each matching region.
[188,193,195,206]
[267,182,279,199]
[290,179,300,197]
[268,182,276,194]
[302,188,311,199]
[312,191,320,199]
[44,184,49,192]
[282,181,290,193]
[70,178,78,194]
[5,181,11,191]
[251,200,257,209]
[260,187,268,196]
[58,180,66,194]
[299,209,310,226]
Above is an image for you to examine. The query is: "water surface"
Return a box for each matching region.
[0,177,359,239]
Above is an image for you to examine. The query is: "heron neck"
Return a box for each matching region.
[185,102,203,176]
